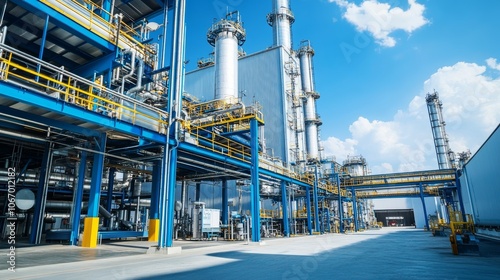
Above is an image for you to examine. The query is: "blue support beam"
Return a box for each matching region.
[30,142,53,244]
[71,149,87,245]
[281,181,289,237]
[313,166,320,233]
[72,52,116,80]
[305,186,312,235]
[0,84,166,143]
[87,136,106,217]
[352,187,358,232]
[222,179,228,225]
[195,182,201,201]
[250,119,261,242]
[419,182,430,230]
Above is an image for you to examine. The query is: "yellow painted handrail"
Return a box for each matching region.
[0,44,167,133]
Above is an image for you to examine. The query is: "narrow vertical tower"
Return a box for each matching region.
[267,0,295,51]
[298,40,321,162]
[207,11,246,103]
[426,91,454,169]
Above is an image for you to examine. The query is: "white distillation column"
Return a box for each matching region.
[267,0,295,51]
[426,91,453,169]
[298,41,321,162]
[208,12,246,103]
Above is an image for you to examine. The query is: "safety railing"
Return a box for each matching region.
[260,209,282,219]
[0,43,168,133]
[185,126,251,162]
[40,0,156,66]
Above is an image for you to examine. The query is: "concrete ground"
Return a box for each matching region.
[1,227,499,279]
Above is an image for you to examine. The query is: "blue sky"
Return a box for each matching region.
[177,0,500,174]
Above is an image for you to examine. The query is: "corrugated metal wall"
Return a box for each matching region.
[185,47,289,161]
[460,125,500,227]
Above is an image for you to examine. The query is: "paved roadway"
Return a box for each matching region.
[1,227,499,279]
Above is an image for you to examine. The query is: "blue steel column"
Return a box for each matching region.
[250,118,261,242]
[70,150,87,245]
[36,14,49,81]
[222,179,228,225]
[105,167,116,227]
[87,137,106,217]
[419,182,430,230]
[336,173,344,233]
[313,166,320,232]
[352,187,358,232]
[101,0,112,21]
[195,182,201,201]
[82,135,106,247]
[162,0,186,248]
[281,181,290,237]
[305,186,312,234]
[30,142,53,244]
[150,161,160,221]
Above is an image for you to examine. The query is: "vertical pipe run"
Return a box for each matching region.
[30,141,53,244]
[281,181,290,237]
[250,119,261,242]
[105,167,116,227]
[352,187,358,232]
[313,166,320,232]
[455,171,467,221]
[71,149,87,245]
[336,173,344,233]
[305,186,312,234]
[222,179,228,225]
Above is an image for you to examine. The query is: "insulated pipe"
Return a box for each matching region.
[128,58,144,94]
[120,49,136,94]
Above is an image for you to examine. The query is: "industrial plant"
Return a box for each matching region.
[0,0,498,272]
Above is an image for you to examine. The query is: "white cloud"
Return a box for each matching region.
[486,57,500,70]
[322,59,500,174]
[330,0,429,47]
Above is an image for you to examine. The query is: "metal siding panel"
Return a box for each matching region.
[185,48,287,160]
[461,125,500,226]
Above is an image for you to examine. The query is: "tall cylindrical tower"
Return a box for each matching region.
[298,40,321,162]
[267,0,295,51]
[207,11,246,103]
[426,91,454,169]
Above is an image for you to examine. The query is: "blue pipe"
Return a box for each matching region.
[36,14,49,82]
